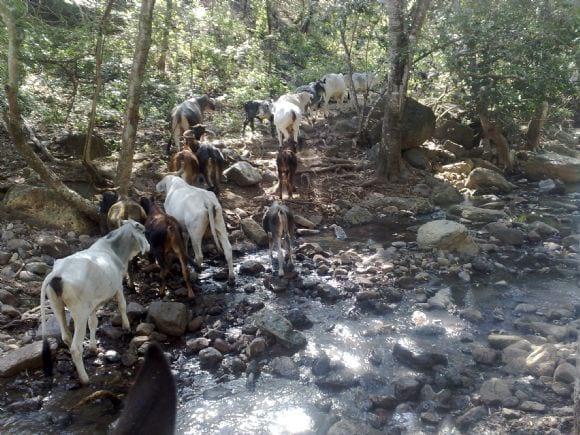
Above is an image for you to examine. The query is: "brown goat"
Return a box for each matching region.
[169,148,200,186]
[140,196,194,298]
[276,139,298,199]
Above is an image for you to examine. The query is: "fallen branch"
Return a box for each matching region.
[298,162,371,175]
[69,390,122,411]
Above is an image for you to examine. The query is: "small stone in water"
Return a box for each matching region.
[458,271,470,282]
[104,350,121,363]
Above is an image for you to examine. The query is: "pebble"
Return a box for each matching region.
[104,350,121,363]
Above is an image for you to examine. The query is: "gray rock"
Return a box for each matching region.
[502,340,532,370]
[247,337,266,357]
[417,220,479,256]
[514,303,537,314]
[36,234,70,258]
[224,162,262,186]
[430,184,463,206]
[6,239,32,251]
[435,120,475,149]
[519,401,546,413]
[466,168,515,193]
[0,340,57,377]
[479,378,514,406]
[312,354,331,376]
[394,376,423,401]
[240,217,268,247]
[427,287,452,310]
[529,221,559,238]
[25,262,51,275]
[518,151,580,183]
[135,322,154,336]
[147,301,188,336]
[472,346,499,365]
[448,204,507,222]
[514,320,571,341]
[252,308,307,350]
[104,350,121,363]
[554,362,576,384]
[456,406,487,429]
[199,347,223,369]
[240,260,265,275]
[126,302,146,323]
[327,419,381,435]
[562,234,580,248]
[393,341,448,369]
[315,368,358,390]
[488,334,524,349]
[285,308,313,330]
[0,289,17,306]
[0,251,11,266]
[186,337,210,353]
[485,222,525,246]
[270,356,299,379]
[35,312,72,339]
[343,206,373,226]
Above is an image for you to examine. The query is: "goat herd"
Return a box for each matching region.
[34,71,379,431]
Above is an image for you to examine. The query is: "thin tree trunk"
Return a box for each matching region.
[339,20,360,115]
[84,0,116,189]
[0,1,98,222]
[526,101,548,150]
[574,333,580,435]
[115,0,156,197]
[377,0,430,181]
[157,0,172,74]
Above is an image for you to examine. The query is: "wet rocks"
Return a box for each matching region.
[0,340,57,377]
[472,346,499,365]
[488,334,523,349]
[456,406,487,430]
[417,220,479,256]
[393,341,448,370]
[199,347,223,369]
[519,401,546,413]
[394,375,423,401]
[427,288,452,310]
[223,162,262,186]
[327,419,381,435]
[403,148,428,169]
[252,308,307,350]
[485,222,525,246]
[285,308,313,330]
[246,337,266,357]
[269,356,299,379]
[343,206,373,226]
[448,204,507,222]
[514,320,571,341]
[435,120,475,149]
[466,168,515,194]
[186,337,210,353]
[525,344,558,377]
[314,367,358,390]
[554,362,576,384]
[312,354,332,376]
[147,301,188,336]
[529,221,559,238]
[240,260,265,275]
[430,184,463,206]
[240,218,268,247]
[479,378,517,407]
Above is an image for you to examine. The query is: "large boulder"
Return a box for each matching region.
[147,301,188,336]
[465,168,515,194]
[417,220,478,255]
[479,378,515,406]
[430,184,463,206]
[518,151,580,183]
[55,132,109,159]
[435,120,475,149]
[369,98,435,150]
[0,341,57,377]
[485,222,525,246]
[240,217,268,247]
[3,185,95,233]
[224,162,262,186]
[251,308,307,350]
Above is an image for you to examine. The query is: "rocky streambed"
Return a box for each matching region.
[0,172,579,434]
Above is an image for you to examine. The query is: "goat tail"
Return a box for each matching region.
[207,202,223,253]
[278,209,289,242]
[40,277,53,379]
[291,110,297,122]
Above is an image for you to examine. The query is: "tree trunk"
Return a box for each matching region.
[157,0,172,74]
[84,0,116,189]
[115,0,156,197]
[526,101,548,150]
[0,1,98,222]
[377,0,430,181]
[574,333,580,435]
[339,20,360,115]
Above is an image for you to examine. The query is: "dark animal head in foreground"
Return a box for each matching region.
[100,191,119,215]
[111,343,176,435]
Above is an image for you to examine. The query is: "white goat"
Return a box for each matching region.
[40,220,149,385]
[272,100,302,148]
[156,175,234,283]
[320,73,348,116]
[350,72,378,94]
